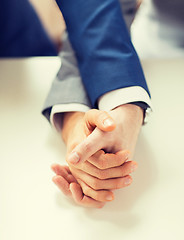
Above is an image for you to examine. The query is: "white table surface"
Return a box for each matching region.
[0,57,184,240]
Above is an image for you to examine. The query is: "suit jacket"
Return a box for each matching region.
[42,0,150,121]
[0,0,150,121]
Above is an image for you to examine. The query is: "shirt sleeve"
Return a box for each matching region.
[50,103,91,131]
[51,86,152,131]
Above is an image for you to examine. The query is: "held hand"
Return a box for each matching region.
[67,104,143,164]
[52,110,117,207]
[51,165,105,208]
[63,109,137,196]
[51,149,137,207]
[62,109,116,152]
[52,108,138,207]
[67,149,137,201]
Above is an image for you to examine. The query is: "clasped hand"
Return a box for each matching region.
[52,105,143,208]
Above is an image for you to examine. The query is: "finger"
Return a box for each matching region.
[67,128,104,164]
[62,165,72,174]
[87,150,130,170]
[52,175,72,196]
[69,183,105,208]
[51,164,68,176]
[52,175,103,208]
[51,164,77,183]
[77,179,114,202]
[81,160,138,180]
[71,168,133,190]
[62,166,78,183]
[86,175,133,190]
[84,109,116,135]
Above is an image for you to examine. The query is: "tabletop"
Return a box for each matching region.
[0,57,184,240]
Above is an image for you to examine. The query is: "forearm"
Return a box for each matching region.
[55,0,150,108]
[112,104,144,127]
[62,112,85,145]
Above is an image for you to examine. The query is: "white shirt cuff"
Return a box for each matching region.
[98,86,153,124]
[51,86,152,131]
[50,103,91,131]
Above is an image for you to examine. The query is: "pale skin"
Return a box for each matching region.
[52,104,143,208]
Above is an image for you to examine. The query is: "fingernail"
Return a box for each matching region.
[125,152,130,161]
[131,164,137,172]
[103,118,114,127]
[106,195,114,201]
[68,152,80,164]
[125,178,132,185]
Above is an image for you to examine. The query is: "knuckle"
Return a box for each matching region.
[69,142,80,153]
[96,162,103,170]
[82,141,92,153]
[82,185,90,196]
[85,109,97,120]
[93,168,106,180]
[114,178,123,189]
[90,178,101,190]
[97,111,107,120]
[120,166,125,176]
[98,170,108,180]
[117,158,124,166]
[93,191,104,202]
[98,159,108,170]
[84,109,91,118]
[113,157,123,168]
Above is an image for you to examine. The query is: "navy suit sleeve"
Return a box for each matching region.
[56,0,150,108]
[0,0,57,57]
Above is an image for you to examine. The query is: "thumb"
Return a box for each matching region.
[67,128,104,165]
[84,109,116,134]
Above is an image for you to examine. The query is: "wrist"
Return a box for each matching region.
[113,103,144,114]
[111,104,144,126]
[109,104,143,157]
[62,112,85,144]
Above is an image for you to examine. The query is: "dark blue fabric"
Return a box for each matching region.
[56,0,150,108]
[0,0,57,57]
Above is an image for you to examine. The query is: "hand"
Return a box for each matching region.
[53,110,117,207]
[63,109,137,197]
[67,104,143,164]
[51,148,137,208]
[51,164,105,208]
[52,109,138,207]
[67,149,137,200]
[62,109,116,150]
